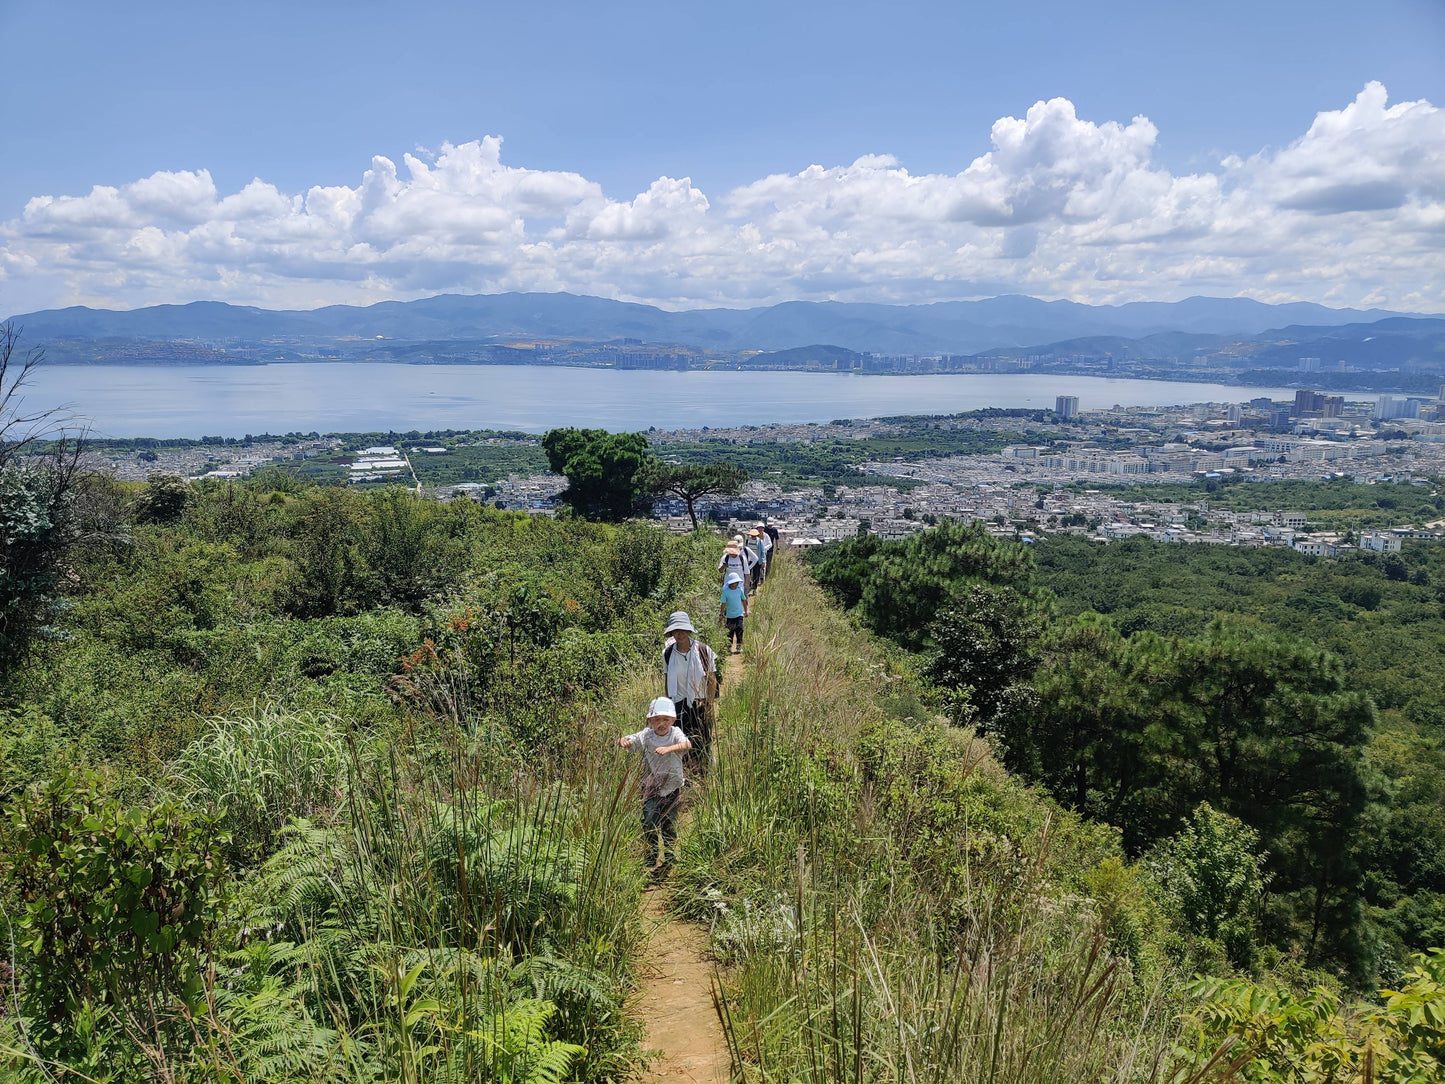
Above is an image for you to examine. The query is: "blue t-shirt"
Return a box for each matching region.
[722,583,746,618]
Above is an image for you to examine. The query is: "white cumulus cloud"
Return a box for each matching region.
[4,83,1444,314]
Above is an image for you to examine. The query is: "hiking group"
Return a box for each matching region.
[618,520,779,875]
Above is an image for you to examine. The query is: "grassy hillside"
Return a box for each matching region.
[748,549,1445,1082]
[4,468,1443,1080]
[679,554,1185,1080]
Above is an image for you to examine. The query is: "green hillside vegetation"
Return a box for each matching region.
[803,526,1445,982]
[1029,535,1445,975]
[806,525,1445,982]
[684,556,1445,1082]
[5,443,1445,1078]
[0,471,722,1080]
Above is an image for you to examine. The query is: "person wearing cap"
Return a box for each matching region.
[662,611,718,773]
[618,696,691,873]
[718,534,753,590]
[719,570,747,654]
[763,518,780,552]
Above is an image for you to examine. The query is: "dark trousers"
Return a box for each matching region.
[642,789,681,863]
[676,697,712,775]
[726,615,744,651]
[750,563,765,592]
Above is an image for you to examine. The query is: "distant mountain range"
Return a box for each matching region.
[981,317,1445,367]
[10,291,1436,359]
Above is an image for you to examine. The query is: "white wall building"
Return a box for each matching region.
[1359,531,1402,553]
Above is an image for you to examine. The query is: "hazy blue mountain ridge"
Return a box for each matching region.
[11,290,1426,359]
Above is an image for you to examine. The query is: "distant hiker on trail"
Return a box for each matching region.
[663,611,718,774]
[618,696,690,875]
[763,518,780,553]
[719,536,752,592]
[748,528,769,592]
[720,571,747,654]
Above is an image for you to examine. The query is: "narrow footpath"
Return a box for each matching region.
[635,650,745,1082]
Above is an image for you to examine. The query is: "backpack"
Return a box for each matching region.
[664,640,721,693]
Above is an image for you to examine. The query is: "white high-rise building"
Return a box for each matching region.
[1055,395,1079,420]
[1376,395,1421,421]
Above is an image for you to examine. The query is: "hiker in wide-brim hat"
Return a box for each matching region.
[662,611,717,776]
[719,538,752,592]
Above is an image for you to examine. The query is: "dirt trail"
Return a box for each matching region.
[633,649,746,1082]
[635,889,727,1082]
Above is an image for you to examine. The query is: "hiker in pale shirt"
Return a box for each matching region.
[720,572,747,654]
[748,528,768,592]
[662,611,718,774]
[618,696,690,874]
[719,537,752,592]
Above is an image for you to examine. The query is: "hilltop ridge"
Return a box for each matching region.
[12,289,1433,359]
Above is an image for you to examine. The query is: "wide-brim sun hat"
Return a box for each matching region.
[725,572,742,586]
[664,611,696,635]
[647,696,678,719]
[748,528,761,537]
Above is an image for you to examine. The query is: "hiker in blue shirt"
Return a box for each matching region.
[748,528,768,592]
[719,571,747,654]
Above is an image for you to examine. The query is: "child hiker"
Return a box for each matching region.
[618,696,691,875]
[720,571,747,654]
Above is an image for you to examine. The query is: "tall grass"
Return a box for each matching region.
[170,705,348,863]
[674,552,1184,1082]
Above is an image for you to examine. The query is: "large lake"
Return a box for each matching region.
[24,363,1317,439]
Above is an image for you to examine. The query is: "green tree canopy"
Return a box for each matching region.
[923,582,1041,731]
[134,472,190,524]
[638,459,748,529]
[808,520,1032,649]
[0,321,85,672]
[541,427,650,521]
[1006,620,1376,977]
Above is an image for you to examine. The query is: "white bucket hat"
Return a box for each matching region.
[725,572,742,586]
[647,696,678,719]
[664,611,696,635]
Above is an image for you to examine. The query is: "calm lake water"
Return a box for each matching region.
[24,363,1316,439]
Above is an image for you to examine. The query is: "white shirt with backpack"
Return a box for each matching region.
[719,547,752,583]
[665,639,716,704]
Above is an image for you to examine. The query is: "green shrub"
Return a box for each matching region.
[1146,802,1268,969]
[4,768,229,1062]
[1180,949,1445,1082]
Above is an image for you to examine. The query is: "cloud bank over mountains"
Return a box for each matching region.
[4,83,1442,314]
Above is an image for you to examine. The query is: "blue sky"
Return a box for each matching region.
[3,0,1443,313]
